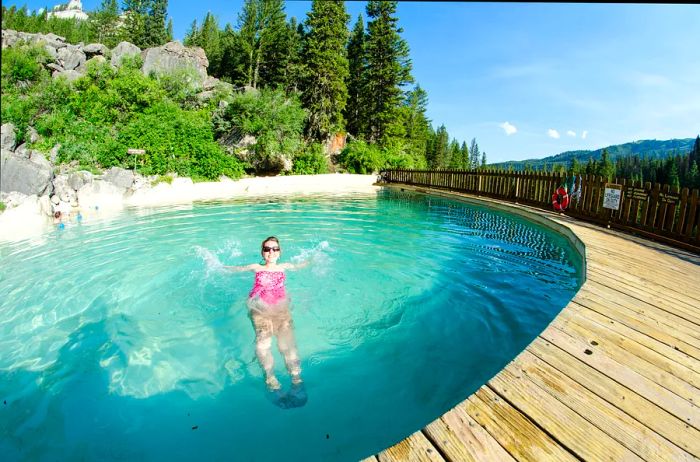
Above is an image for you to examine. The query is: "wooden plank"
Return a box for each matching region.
[581,278,700,339]
[377,430,446,462]
[510,350,696,462]
[528,339,700,456]
[423,406,517,462]
[489,367,645,461]
[464,387,578,461]
[552,311,700,401]
[540,325,700,430]
[684,189,699,238]
[564,301,700,375]
[587,259,700,307]
[572,288,700,360]
[361,457,380,462]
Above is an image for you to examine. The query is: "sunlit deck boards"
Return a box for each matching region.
[367,188,700,462]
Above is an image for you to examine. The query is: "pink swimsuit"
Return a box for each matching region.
[249,271,287,306]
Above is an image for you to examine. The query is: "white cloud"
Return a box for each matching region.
[500,121,517,136]
[581,130,588,139]
[547,129,560,139]
[567,130,576,137]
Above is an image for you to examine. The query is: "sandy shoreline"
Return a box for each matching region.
[0,174,380,243]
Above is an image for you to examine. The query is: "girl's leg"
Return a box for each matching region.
[250,311,280,390]
[275,310,302,384]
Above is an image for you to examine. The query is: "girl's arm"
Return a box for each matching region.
[281,260,310,270]
[223,263,259,272]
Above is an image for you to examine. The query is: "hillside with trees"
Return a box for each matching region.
[1,0,483,177]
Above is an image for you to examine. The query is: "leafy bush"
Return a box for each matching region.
[0,202,6,212]
[1,41,50,87]
[213,88,306,173]
[292,142,328,175]
[116,102,244,180]
[156,67,203,108]
[337,140,383,174]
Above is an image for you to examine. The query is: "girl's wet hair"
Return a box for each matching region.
[54,211,61,219]
[260,236,280,255]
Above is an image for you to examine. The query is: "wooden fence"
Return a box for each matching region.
[380,169,700,253]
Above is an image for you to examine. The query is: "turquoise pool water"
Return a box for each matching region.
[0,188,583,461]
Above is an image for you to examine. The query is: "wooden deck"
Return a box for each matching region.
[364,186,700,462]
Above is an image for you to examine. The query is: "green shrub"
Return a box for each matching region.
[0,42,50,87]
[213,88,306,173]
[0,202,6,212]
[292,142,328,175]
[337,140,383,174]
[151,174,174,186]
[116,102,244,180]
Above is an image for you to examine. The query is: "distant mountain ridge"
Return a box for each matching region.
[491,138,695,171]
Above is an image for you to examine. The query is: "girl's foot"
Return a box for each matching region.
[265,375,281,390]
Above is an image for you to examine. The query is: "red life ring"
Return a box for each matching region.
[552,186,569,212]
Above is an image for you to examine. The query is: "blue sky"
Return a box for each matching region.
[5,1,700,163]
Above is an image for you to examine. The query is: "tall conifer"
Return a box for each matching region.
[364,0,413,144]
[345,14,366,139]
[300,0,350,142]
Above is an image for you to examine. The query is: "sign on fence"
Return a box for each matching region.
[624,186,648,201]
[603,183,623,210]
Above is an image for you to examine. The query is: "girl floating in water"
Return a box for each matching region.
[225,236,309,392]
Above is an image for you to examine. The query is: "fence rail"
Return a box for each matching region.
[380,169,700,252]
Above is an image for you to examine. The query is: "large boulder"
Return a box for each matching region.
[141,41,208,85]
[1,123,16,152]
[52,69,82,83]
[111,41,141,67]
[77,180,126,211]
[83,43,109,57]
[0,150,54,196]
[102,167,135,189]
[57,45,86,71]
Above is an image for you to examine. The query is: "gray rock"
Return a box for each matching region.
[47,63,65,73]
[26,126,40,144]
[76,55,106,73]
[52,69,83,82]
[14,143,29,159]
[1,123,16,151]
[49,144,61,163]
[68,171,92,191]
[102,167,135,189]
[57,46,86,71]
[43,33,67,49]
[83,43,108,56]
[196,90,215,102]
[44,44,58,59]
[111,41,141,67]
[0,150,54,195]
[141,41,208,85]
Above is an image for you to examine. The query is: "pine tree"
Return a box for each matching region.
[89,0,120,48]
[481,151,487,168]
[236,0,288,89]
[431,125,448,168]
[166,18,173,41]
[144,0,168,46]
[281,17,305,94]
[194,12,222,76]
[345,14,366,139]
[402,85,430,164]
[460,141,469,169]
[364,0,413,144]
[301,0,350,142]
[469,138,480,170]
[688,160,699,189]
[122,0,148,47]
[597,148,615,181]
[184,19,199,45]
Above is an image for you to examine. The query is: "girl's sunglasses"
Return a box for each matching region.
[263,246,281,253]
